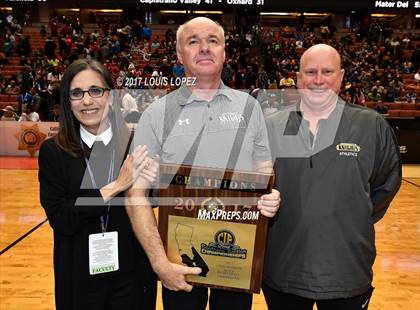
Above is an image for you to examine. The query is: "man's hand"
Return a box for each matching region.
[155,261,202,292]
[257,189,280,218]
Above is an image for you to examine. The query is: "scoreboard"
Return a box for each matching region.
[1,0,419,11]
[138,0,265,5]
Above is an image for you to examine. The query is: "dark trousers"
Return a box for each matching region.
[263,282,374,310]
[162,286,253,310]
[72,268,157,310]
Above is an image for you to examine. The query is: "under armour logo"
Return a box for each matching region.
[178,118,190,126]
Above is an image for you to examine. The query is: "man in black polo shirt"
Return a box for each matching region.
[263,44,401,310]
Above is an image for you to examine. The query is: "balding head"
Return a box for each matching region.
[296,43,344,112]
[299,44,342,72]
[174,16,226,84]
[176,17,225,53]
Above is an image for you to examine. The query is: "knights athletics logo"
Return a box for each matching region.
[336,143,361,157]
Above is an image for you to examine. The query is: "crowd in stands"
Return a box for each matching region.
[1,8,419,122]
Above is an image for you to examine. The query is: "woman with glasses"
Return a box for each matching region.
[38,59,158,310]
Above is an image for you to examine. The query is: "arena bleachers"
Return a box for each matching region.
[1,10,419,121]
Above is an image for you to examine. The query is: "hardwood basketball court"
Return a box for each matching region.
[0,159,419,310]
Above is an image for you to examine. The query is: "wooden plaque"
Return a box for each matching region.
[158,163,274,293]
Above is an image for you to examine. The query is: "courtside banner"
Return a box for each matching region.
[0,121,58,157]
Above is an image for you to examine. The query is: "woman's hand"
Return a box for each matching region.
[115,145,150,193]
[124,154,160,207]
[101,146,160,202]
[138,154,160,185]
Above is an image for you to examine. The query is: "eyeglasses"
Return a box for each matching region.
[69,86,110,100]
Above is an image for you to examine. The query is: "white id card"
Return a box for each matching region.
[88,231,119,275]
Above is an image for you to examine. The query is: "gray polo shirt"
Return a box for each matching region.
[133,82,271,171]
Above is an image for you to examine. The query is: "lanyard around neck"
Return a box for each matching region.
[81,140,115,233]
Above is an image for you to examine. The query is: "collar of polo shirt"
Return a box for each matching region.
[177,81,233,106]
[295,97,344,122]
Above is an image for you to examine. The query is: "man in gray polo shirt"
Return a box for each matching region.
[126,17,280,310]
[134,82,270,171]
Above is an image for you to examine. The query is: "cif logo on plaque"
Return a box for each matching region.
[201,230,248,259]
[216,230,235,244]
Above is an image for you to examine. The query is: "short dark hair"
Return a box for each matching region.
[55,59,129,157]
